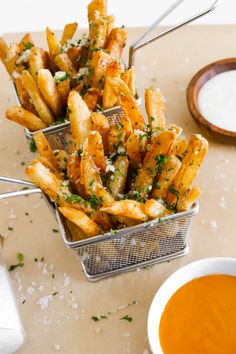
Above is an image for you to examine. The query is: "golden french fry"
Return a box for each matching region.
[6,106,46,131]
[59,207,100,237]
[151,155,181,200]
[46,27,61,59]
[88,0,107,22]
[38,69,62,117]
[103,61,119,109]
[67,152,85,196]
[53,149,69,172]
[33,131,58,168]
[145,88,166,130]
[83,88,100,111]
[0,37,9,61]
[109,77,145,130]
[38,156,61,179]
[105,15,115,43]
[101,200,148,221]
[88,131,106,173]
[107,156,129,199]
[126,130,147,168]
[56,75,71,106]
[107,122,125,154]
[26,160,91,212]
[170,138,187,160]
[18,33,34,53]
[168,124,183,138]
[121,67,135,96]
[131,131,176,200]
[61,22,78,45]
[54,53,76,77]
[91,112,110,153]
[14,76,37,114]
[29,47,49,82]
[177,186,201,212]
[2,42,21,75]
[68,91,92,145]
[80,139,102,197]
[106,28,126,60]
[90,50,111,88]
[21,70,54,124]
[166,134,208,208]
[144,199,172,219]
[89,16,107,51]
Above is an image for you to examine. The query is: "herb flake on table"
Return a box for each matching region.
[29,140,37,152]
[120,315,133,323]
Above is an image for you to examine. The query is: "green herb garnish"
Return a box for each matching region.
[120,315,133,323]
[29,140,37,152]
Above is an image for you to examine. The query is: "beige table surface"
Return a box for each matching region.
[0,26,236,354]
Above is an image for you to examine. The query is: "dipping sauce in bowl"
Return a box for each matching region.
[159,274,236,354]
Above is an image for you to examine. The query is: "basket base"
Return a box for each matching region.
[80,245,189,282]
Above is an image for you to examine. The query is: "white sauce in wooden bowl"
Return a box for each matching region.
[198,70,236,132]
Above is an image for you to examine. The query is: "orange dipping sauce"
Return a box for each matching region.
[159,274,236,354]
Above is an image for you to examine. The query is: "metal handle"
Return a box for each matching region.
[0,176,41,200]
[129,0,220,67]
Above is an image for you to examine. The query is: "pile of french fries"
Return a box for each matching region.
[1,0,134,131]
[26,77,208,240]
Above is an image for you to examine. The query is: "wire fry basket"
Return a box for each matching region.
[1,0,218,280]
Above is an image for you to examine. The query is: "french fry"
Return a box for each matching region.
[168,124,182,138]
[46,27,61,59]
[53,149,69,172]
[106,28,126,60]
[59,207,100,237]
[166,134,208,208]
[145,88,166,130]
[90,50,111,88]
[0,37,9,62]
[89,16,107,51]
[109,77,145,130]
[14,76,37,114]
[21,70,54,124]
[26,160,91,212]
[88,131,106,173]
[38,156,61,179]
[56,76,71,106]
[151,155,181,200]
[3,42,21,75]
[29,47,49,82]
[144,199,171,219]
[101,200,148,222]
[91,112,110,153]
[67,152,85,196]
[33,131,58,169]
[68,91,92,146]
[131,131,176,200]
[170,138,187,160]
[80,139,102,197]
[66,46,81,70]
[83,88,100,111]
[18,33,34,53]
[107,122,126,154]
[103,61,119,109]
[105,15,115,43]
[54,53,76,77]
[88,0,107,22]
[61,22,78,46]
[126,130,147,168]
[38,69,62,117]
[121,67,135,96]
[177,186,201,212]
[6,106,46,131]
[107,156,129,199]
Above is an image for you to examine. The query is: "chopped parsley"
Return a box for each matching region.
[8,226,13,231]
[91,315,107,322]
[66,194,85,204]
[29,140,37,152]
[77,148,83,157]
[169,187,179,197]
[24,42,33,51]
[52,229,59,233]
[52,291,59,296]
[9,253,24,272]
[154,182,161,190]
[20,161,25,166]
[155,155,169,173]
[96,104,104,112]
[89,195,99,209]
[120,315,133,323]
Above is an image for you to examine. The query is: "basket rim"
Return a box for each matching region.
[55,202,199,249]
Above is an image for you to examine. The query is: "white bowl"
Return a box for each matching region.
[147,257,236,354]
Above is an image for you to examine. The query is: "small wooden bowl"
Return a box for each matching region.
[187,58,236,140]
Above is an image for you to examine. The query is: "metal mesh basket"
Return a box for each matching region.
[1,0,217,280]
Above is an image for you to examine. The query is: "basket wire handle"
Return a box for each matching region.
[129,0,220,68]
[0,176,41,200]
